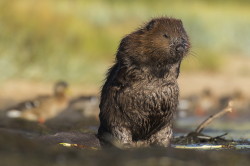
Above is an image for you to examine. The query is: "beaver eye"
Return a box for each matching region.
[163,34,169,38]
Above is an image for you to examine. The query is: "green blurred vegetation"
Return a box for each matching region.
[0,0,250,85]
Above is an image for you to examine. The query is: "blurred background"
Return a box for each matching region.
[0,0,250,137]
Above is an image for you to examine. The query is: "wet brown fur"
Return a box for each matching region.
[98,17,190,148]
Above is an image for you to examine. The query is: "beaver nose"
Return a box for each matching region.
[175,44,185,53]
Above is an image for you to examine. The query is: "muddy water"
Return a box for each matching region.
[0,116,249,166]
[0,99,250,166]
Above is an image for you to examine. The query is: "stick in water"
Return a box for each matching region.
[195,101,233,133]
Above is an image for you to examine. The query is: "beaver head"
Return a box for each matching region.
[117,17,190,69]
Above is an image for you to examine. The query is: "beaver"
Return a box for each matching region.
[98,17,190,148]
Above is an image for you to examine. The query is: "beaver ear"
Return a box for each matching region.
[146,20,156,31]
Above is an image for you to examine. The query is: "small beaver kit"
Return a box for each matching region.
[98,17,190,148]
